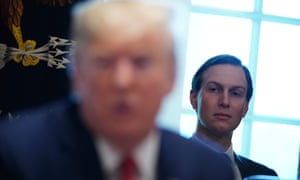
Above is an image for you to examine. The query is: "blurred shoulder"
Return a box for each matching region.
[0,98,74,140]
[159,129,234,179]
[160,128,225,156]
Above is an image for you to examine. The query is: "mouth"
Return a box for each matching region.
[113,101,134,115]
[213,113,232,120]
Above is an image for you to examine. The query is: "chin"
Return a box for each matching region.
[214,127,231,135]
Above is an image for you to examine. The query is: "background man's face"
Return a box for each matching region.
[191,64,249,136]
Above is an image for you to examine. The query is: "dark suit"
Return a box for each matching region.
[192,134,278,179]
[0,99,234,180]
[235,153,278,179]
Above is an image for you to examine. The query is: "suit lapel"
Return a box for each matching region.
[234,152,247,178]
[156,129,182,180]
[156,130,171,180]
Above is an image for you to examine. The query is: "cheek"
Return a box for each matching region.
[141,82,165,104]
[197,94,215,113]
[196,98,208,123]
[74,70,104,99]
[156,67,175,95]
[240,103,249,117]
[72,70,85,95]
[232,102,248,118]
[145,71,174,97]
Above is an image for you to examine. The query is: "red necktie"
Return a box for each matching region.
[120,155,136,180]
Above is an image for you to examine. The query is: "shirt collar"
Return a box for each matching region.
[225,144,235,162]
[96,130,160,180]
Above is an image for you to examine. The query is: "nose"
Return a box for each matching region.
[219,92,230,108]
[113,57,134,89]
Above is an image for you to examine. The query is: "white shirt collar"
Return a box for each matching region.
[226,145,242,180]
[135,130,160,180]
[95,130,160,180]
[225,144,235,162]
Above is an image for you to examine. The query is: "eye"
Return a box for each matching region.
[206,84,220,93]
[133,56,152,69]
[231,91,242,97]
[208,87,217,92]
[230,89,245,97]
[93,57,113,69]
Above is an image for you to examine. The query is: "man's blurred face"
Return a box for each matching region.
[73,25,175,142]
[190,64,249,136]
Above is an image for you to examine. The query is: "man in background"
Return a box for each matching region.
[0,1,234,179]
[190,54,278,180]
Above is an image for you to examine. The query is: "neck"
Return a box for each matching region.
[79,105,153,153]
[196,125,232,151]
[106,134,146,154]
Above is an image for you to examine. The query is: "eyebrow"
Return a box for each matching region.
[206,81,247,91]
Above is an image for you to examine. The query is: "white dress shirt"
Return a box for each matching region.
[226,145,242,180]
[95,130,160,180]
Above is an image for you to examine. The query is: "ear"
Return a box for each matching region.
[163,58,176,95]
[70,63,84,98]
[241,102,249,118]
[190,90,198,110]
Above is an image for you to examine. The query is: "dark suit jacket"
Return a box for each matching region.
[235,153,278,179]
[0,99,234,180]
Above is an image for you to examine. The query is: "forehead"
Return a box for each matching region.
[93,23,170,47]
[75,1,169,41]
[202,64,247,87]
[82,27,173,62]
[74,1,173,56]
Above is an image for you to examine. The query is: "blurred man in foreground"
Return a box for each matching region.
[0,1,234,179]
